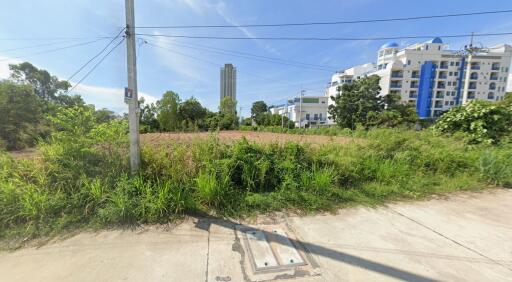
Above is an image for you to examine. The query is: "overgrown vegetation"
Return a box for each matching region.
[2,103,511,241]
[433,96,512,144]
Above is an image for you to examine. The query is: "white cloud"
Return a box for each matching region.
[168,0,280,55]
[0,56,22,79]
[0,54,158,114]
[73,84,157,114]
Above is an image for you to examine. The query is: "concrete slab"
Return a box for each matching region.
[0,218,209,282]
[288,191,512,281]
[1,189,511,282]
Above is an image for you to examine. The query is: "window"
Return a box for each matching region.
[449,72,453,76]
[455,62,460,66]
[450,61,454,66]
[319,113,323,120]
[454,72,458,76]
[407,60,411,65]
[314,114,318,120]
[305,114,310,120]
[426,45,429,50]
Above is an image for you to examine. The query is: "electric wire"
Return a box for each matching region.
[66,38,125,95]
[136,31,512,41]
[135,9,512,29]
[66,28,126,81]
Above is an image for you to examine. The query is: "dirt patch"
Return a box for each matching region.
[140,131,356,146]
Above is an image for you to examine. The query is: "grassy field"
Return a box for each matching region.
[1,126,512,245]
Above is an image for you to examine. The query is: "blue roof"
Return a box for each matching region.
[427,37,443,44]
[380,42,399,49]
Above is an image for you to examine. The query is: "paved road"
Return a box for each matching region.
[1,189,511,281]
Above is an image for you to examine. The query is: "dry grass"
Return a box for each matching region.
[140,131,357,146]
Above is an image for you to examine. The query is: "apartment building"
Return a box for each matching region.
[269,96,328,127]
[220,63,237,106]
[326,37,512,119]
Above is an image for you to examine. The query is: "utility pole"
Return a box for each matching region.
[298,89,305,128]
[125,0,141,174]
[461,32,481,105]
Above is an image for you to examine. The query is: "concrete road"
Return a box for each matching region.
[1,189,511,282]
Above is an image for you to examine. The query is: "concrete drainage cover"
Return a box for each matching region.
[236,224,319,281]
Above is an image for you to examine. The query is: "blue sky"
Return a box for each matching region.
[1,0,512,117]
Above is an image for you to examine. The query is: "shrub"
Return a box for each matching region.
[433,100,512,144]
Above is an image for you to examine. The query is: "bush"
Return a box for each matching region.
[433,100,512,144]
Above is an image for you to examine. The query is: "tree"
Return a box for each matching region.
[251,101,268,119]
[157,91,181,131]
[9,62,70,102]
[328,75,383,130]
[433,100,512,144]
[139,97,160,133]
[220,96,237,115]
[179,97,207,123]
[94,108,118,124]
[0,81,45,150]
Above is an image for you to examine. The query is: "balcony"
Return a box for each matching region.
[391,71,403,78]
[409,92,418,98]
[468,92,476,99]
[470,63,480,70]
[439,61,449,69]
[488,92,495,100]
[435,92,444,99]
[489,83,496,90]
[411,71,420,79]
[390,82,402,88]
[438,74,447,79]
[410,82,419,88]
[436,82,446,89]
[491,63,500,71]
[490,73,499,80]
[470,72,478,80]
[434,102,444,108]
[468,83,477,90]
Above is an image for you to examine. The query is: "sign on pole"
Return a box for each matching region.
[124,87,133,103]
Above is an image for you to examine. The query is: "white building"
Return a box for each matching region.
[325,63,375,124]
[326,37,512,119]
[269,96,328,127]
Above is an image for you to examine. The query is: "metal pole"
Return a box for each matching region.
[125,0,140,174]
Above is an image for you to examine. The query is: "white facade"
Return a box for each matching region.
[269,96,328,127]
[325,63,375,124]
[325,38,512,119]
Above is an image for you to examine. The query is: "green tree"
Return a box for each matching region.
[328,75,383,130]
[157,91,181,132]
[139,97,160,133]
[179,97,207,123]
[220,96,237,115]
[251,101,268,119]
[9,62,70,102]
[0,81,45,150]
[433,100,512,144]
[94,108,117,124]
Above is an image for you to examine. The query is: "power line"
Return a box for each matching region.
[136,31,512,41]
[0,36,114,41]
[140,36,337,71]
[135,9,512,29]
[67,29,126,81]
[0,39,87,53]
[66,38,125,95]
[0,38,109,62]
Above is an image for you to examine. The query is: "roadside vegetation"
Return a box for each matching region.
[1,62,511,244]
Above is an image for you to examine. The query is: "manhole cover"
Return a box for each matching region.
[236,224,319,281]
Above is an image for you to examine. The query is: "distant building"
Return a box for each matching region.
[220,63,237,105]
[326,37,512,119]
[269,96,328,128]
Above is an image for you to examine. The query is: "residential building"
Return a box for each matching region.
[220,63,237,105]
[325,63,375,124]
[325,38,512,119]
[269,96,328,127]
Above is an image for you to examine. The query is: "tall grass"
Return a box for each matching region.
[1,124,511,242]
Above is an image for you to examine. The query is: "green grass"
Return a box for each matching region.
[1,125,511,245]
